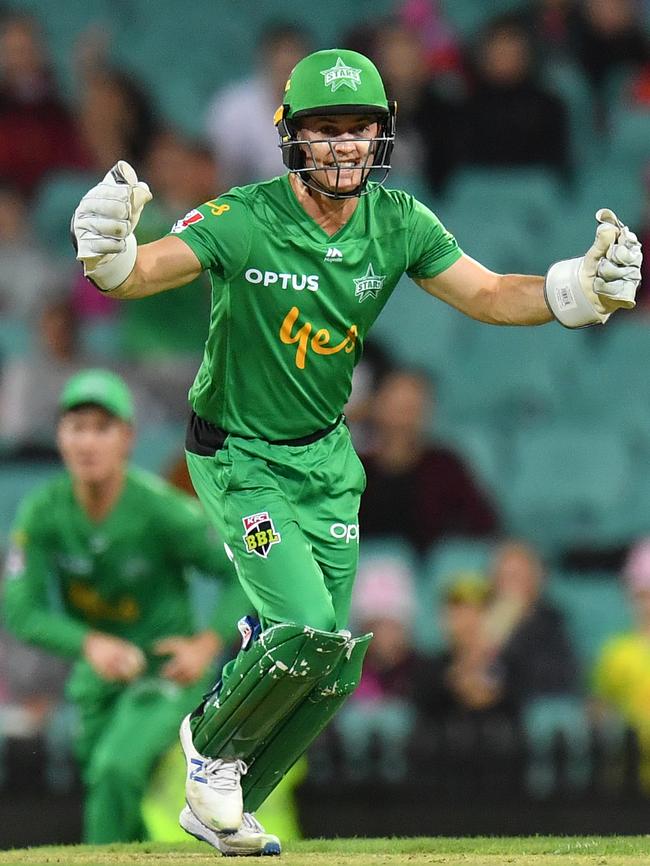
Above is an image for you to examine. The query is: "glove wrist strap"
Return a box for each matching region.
[84,234,137,293]
[545,257,609,328]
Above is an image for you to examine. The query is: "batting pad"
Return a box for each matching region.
[191,623,353,761]
[242,631,372,812]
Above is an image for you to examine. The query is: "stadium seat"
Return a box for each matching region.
[547,572,633,672]
[503,422,635,556]
[34,171,100,256]
[418,538,496,652]
[335,698,416,782]
[0,318,31,363]
[439,0,531,38]
[521,695,592,798]
[0,461,61,546]
[130,423,185,475]
[541,61,597,170]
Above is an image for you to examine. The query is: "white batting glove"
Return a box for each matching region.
[72,161,152,292]
[545,209,642,328]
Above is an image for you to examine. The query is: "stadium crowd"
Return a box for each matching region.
[1,0,650,845]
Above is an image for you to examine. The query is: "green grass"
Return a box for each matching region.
[2,837,650,866]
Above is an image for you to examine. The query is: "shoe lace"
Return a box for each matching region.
[203,757,247,791]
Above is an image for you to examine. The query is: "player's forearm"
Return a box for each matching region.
[109,240,202,299]
[3,583,89,657]
[484,274,552,325]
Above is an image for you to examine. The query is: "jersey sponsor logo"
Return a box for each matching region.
[67,580,140,623]
[330,523,359,544]
[280,306,358,370]
[170,209,205,234]
[324,247,343,262]
[242,512,282,558]
[354,262,385,302]
[321,56,362,92]
[245,268,319,291]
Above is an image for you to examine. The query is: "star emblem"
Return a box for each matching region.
[320,57,362,93]
[353,262,386,303]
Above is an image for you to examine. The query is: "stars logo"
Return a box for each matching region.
[320,56,362,93]
[354,262,386,303]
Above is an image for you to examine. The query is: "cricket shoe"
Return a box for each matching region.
[179,805,282,856]
[180,713,246,833]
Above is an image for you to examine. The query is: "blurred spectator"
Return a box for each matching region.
[0,11,87,195]
[344,338,394,452]
[76,66,158,173]
[593,538,650,790]
[204,22,309,187]
[370,20,457,184]
[414,572,509,721]
[486,540,581,705]
[569,0,650,98]
[0,298,165,453]
[444,14,571,184]
[0,182,62,318]
[398,0,463,76]
[349,555,422,704]
[336,555,420,782]
[121,130,218,420]
[359,369,499,554]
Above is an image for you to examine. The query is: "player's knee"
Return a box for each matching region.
[292,604,337,633]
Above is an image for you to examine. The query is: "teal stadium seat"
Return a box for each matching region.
[35,171,99,257]
[0,462,60,547]
[547,572,633,671]
[439,0,532,38]
[0,318,31,362]
[443,167,563,274]
[541,61,598,170]
[504,423,635,556]
[420,538,496,652]
[130,423,185,476]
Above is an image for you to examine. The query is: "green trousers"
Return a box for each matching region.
[74,673,208,843]
[186,421,365,633]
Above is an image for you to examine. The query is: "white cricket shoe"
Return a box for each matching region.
[180,713,247,833]
[180,805,282,856]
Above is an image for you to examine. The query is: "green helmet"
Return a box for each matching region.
[275,49,396,198]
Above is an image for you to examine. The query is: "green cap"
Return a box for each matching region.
[282,49,389,119]
[59,369,134,422]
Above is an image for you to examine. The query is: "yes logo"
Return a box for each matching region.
[280,306,358,370]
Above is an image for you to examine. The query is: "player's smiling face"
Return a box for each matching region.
[57,406,133,485]
[297,114,379,194]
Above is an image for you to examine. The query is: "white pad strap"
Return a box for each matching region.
[544,257,609,329]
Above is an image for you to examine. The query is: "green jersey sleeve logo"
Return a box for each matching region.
[320,57,362,92]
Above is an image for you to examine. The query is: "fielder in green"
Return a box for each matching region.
[71,49,642,856]
[2,369,248,845]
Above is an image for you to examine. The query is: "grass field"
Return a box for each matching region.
[2,837,650,866]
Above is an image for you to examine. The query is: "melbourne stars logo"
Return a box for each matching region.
[354,262,385,303]
[321,56,362,92]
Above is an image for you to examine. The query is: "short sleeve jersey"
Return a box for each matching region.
[171,175,462,440]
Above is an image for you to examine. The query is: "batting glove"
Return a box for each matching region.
[72,161,152,292]
[545,209,642,328]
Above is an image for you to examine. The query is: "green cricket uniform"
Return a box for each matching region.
[2,467,246,843]
[173,176,461,632]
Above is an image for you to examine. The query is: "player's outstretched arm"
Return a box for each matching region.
[72,160,202,299]
[416,209,642,327]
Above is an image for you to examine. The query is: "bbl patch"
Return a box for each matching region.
[242,511,282,558]
[170,209,204,234]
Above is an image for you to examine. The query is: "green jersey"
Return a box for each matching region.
[2,468,240,661]
[171,175,462,440]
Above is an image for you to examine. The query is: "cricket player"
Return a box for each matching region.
[2,369,248,844]
[70,49,642,856]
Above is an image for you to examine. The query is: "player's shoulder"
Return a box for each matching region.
[15,470,70,524]
[367,183,430,224]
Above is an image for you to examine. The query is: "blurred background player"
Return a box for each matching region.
[1,369,246,844]
[69,44,641,856]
